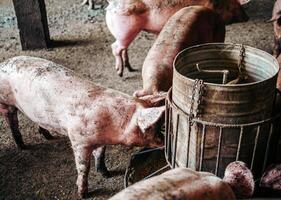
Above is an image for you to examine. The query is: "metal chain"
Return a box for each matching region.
[194,79,204,117]
[189,79,204,125]
[189,79,198,120]
[238,45,246,76]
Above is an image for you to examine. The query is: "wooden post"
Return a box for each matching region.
[12,0,51,50]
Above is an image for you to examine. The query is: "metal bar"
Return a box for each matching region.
[172,114,180,168]
[132,146,165,156]
[262,123,273,172]
[251,125,261,170]
[186,118,192,167]
[166,107,172,163]
[236,126,244,161]
[215,127,223,176]
[196,64,229,84]
[199,124,206,171]
[144,165,170,180]
[165,99,169,156]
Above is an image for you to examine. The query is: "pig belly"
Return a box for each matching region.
[143,7,182,33]
[106,11,147,42]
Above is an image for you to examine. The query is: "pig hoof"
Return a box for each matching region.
[126,65,138,72]
[118,71,123,77]
[78,190,88,199]
[39,128,54,140]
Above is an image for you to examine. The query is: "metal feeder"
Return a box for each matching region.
[165,43,281,178]
[124,43,281,189]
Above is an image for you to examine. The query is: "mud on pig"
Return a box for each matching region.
[133,6,226,97]
[0,56,166,198]
[106,0,250,76]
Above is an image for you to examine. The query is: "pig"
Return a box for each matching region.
[109,162,254,200]
[223,161,255,199]
[133,6,226,97]
[105,0,250,77]
[0,56,166,198]
[269,0,281,58]
[260,164,281,191]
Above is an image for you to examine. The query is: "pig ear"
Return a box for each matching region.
[135,92,167,107]
[238,0,250,5]
[138,106,165,133]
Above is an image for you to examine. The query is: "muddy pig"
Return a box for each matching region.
[106,0,250,77]
[269,0,281,57]
[0,56,166,198]
[109,162,254,200]
[133,6,225,97]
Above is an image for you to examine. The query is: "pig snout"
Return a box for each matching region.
[223,161,254,199]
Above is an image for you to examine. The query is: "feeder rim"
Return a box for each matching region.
[166,88,281,128]
[173,43,280,87]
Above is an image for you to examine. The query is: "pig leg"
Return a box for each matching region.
[38,127,54,140]
[112,41,126,77]
[111,29,141,77]
[81,0,88,6]
[2,105,26,150]
[93,146,111,178]
[72,143,93,198]
[122,49,137,72]
[88,0,93,10]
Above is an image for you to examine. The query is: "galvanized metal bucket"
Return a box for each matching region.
[166,43,281,178]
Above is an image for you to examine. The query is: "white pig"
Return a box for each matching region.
[105,0,250,76]
[0,56,166,198]
[110,161,254,200]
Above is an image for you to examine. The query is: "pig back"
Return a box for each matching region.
[144,6,225,69]
[109,168,236,200]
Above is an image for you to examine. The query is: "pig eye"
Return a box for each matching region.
[277,17,281,26]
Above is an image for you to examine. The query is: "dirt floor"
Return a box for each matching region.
[0,0,277,199]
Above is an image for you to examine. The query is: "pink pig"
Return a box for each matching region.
[0,56,166,198]
[110,162,254,200]
[134,6,225,97]
[105,0,250,77]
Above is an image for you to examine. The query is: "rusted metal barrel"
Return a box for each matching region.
[165,43,281,178]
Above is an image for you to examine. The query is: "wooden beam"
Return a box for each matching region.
[12,0,51,50]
